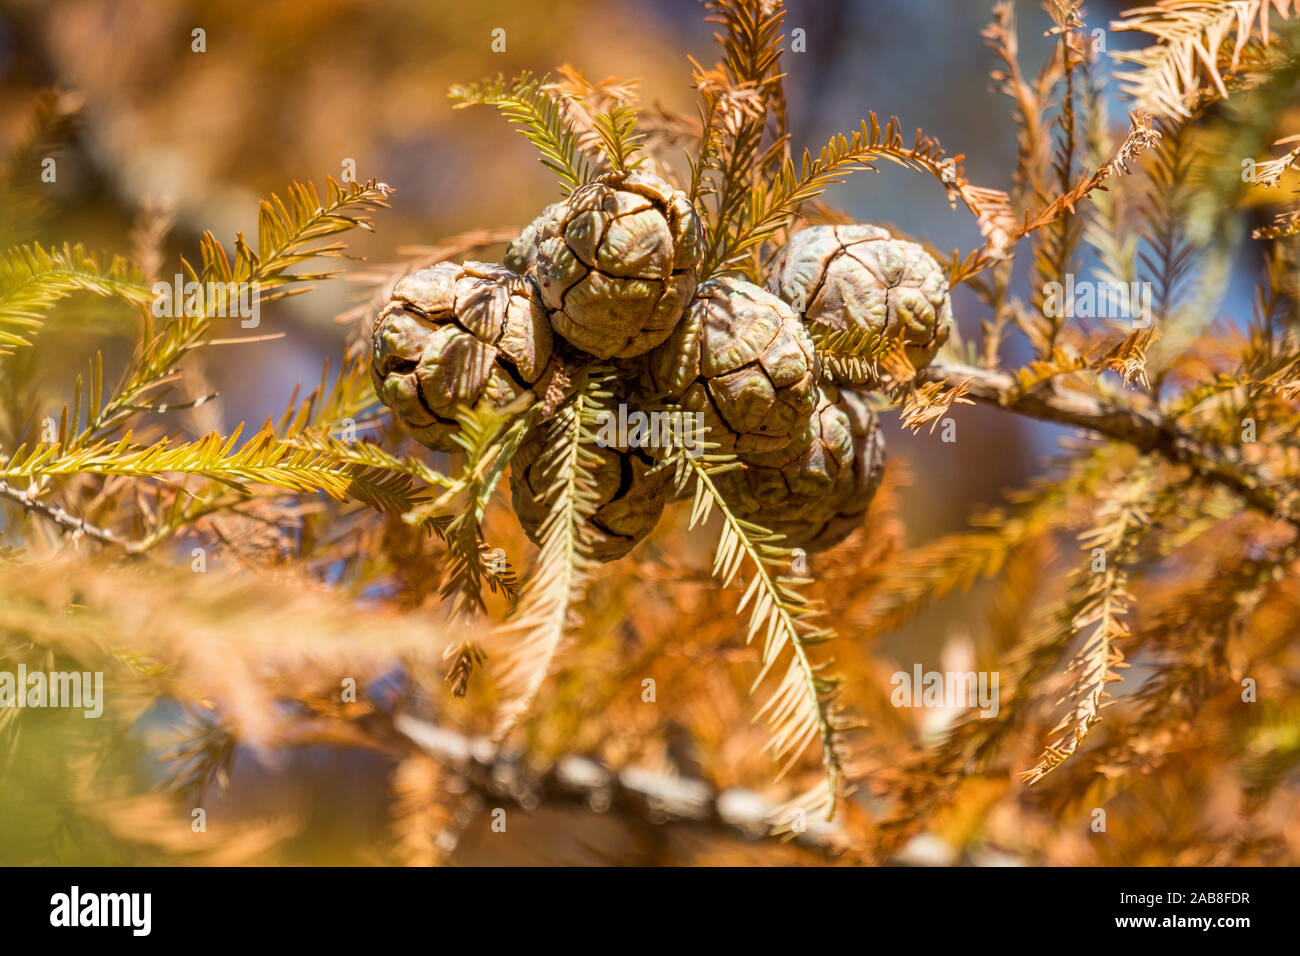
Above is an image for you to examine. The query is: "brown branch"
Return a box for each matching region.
[921,361,1300,531]
[0,479,136,549]
[392,713,846,852]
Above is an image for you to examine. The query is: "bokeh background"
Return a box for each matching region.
[3,0,1280,864]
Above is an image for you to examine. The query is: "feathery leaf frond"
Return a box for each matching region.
[64,179,391,450]
[711,113,1015,280]
[811,325,889,386]
[491,370,610,735]
[450,73,593,193]
[0,423,423,513]
[0,243,150,353]
[1112,0,1298,118]
[696,0,789,273]
[591,102,647,173]
[1022,472,1152,784]
[677,448,847,822]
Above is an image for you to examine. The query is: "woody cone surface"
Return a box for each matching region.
[647,277,819,455]
[767,224,952,384]
[532,170,704,359]
[371,261,552,451]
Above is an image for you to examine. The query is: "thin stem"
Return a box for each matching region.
[922,361,1300,531]
[0,478,137,550]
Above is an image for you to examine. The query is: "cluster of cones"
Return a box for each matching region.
[371,170,951,560]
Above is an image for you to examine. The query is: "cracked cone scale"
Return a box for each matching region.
[767,224,952,384]
[646,276,818,455]
[370,261,553,452]
[532,170,704,359]
[717,383,886,551]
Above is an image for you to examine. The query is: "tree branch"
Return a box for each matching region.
[921,361,1300,531]
[0,479,135,548]
[392,713,845,852]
